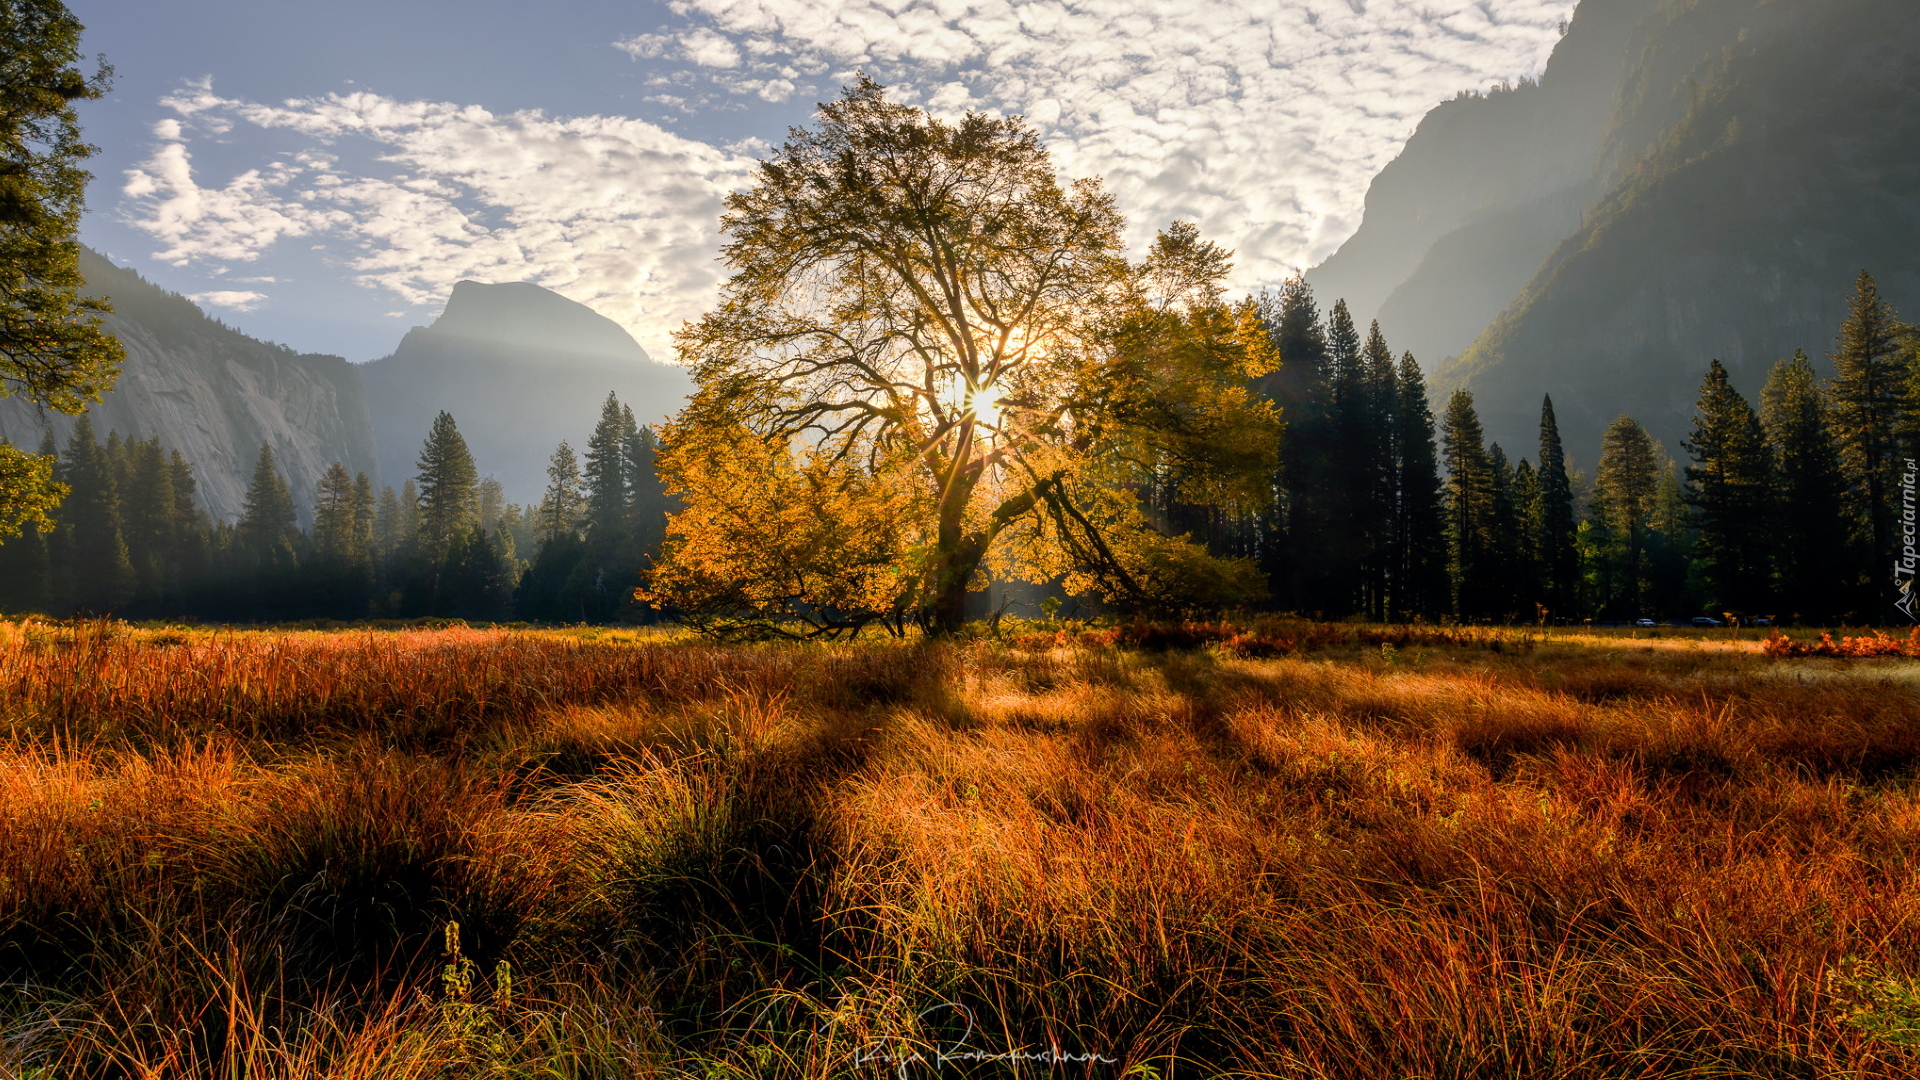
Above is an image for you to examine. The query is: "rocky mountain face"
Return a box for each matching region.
[356,280,692,507]
[0,248,378,522]
[1310,0,1920,462]
[2,252,692,521]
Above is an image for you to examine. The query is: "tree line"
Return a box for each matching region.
[1225,269,1915,626]
[1,272,1909,629]
[0,392,670,623]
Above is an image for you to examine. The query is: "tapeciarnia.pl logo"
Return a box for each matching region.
[1899,457,1918,623]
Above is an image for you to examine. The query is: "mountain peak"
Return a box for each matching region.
[429,280,648,363]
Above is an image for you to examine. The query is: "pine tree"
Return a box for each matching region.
[0,1,124,533]
[1684,360,1777,615]
[311,462,359,562]
[1322,300,1367,613]
[119,435,177,610]
[1488,444,1521,618]
[1536,396,1580,622]
[1511,457,1545,622]
[624,420,668,557]
[1441,390,1494,620]
[1830,270,1907,620]
[1649,461,1696,618]
[308,461,371,618]
[56,414,132,611]
[237,443,297,569]
[415,411,479,559]
[477,476,506,534]
[374,485,404,566]
[582,393,632,547]
[1593,415,1661,618]
[536,439,584,544]
[166,448,205,587]
[0,499,48,610]
[1761,350,1853,623]
[438,526,513,621]
[1360,320,1399,618]
[1258,279,1336,613]
[1393,352,1447,620]
[350,472,375,562]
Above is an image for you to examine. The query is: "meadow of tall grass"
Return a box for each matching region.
[2,617,1919,1077]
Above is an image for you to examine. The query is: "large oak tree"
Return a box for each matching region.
[648,79,1277,636]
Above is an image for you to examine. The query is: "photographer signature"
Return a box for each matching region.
[854,1002,1117,1076]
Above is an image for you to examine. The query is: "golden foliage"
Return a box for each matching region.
[650,81,1279,634]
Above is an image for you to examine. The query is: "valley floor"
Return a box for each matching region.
[2,620,1919,1077]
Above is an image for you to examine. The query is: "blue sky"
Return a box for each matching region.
[73,0,1575,362]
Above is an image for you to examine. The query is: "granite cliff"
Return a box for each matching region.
[0,248,378,522]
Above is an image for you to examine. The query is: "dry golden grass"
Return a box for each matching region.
[2,619,1920,1077]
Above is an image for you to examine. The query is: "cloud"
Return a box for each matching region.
[120,3,1575,360]
[189,289,269,311]
[650,0,1577,284]
[121,85,757,358]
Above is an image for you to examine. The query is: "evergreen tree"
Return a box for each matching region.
[0,506,48,609]
[582,392,632,546]
[437,526,513,621]
[624,419,668,558]
[1592,415,1661,618]
[0,1,124,534]
[1649,461,1696,619]
[1761,350,1854,622]
[536,439,584,544]
[1511,457,1545,621]
[116,436,172,605]
[415,410,479,559]
[165,448,206,590]
[237,443,297,570]
[1441,390,1495,620]
[309,460,371,618]
[477,476,506,534]
[1683,360,1777,614]
[56,414,132,611]
[1359,320,1398,618]
[1392,352,1447,619]
[350,471,375,562]
[1536,395,1580,620]
[311,462,359,562]
[1321,300,1367,612]
[374,485,404,564]
[1830,270,1907,620]
[1258,279,1336,612]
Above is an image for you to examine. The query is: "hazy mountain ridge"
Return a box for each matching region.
[1441,0,1920,458]
[2,253,693,520]
[357,280,692,506]
[0,248,379,522]
[1305,0,1661,353]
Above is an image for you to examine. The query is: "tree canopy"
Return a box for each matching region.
[0,0,120,541]
[647,78,1278,636]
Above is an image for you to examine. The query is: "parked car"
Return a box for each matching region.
[1750,616,1772,626]
[1634,618,1656,627]
[1690,616,1725,627]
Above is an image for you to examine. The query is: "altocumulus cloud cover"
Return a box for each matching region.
[120,0,1574,358]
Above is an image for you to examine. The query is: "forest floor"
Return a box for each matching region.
[2,618,1920,1078]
